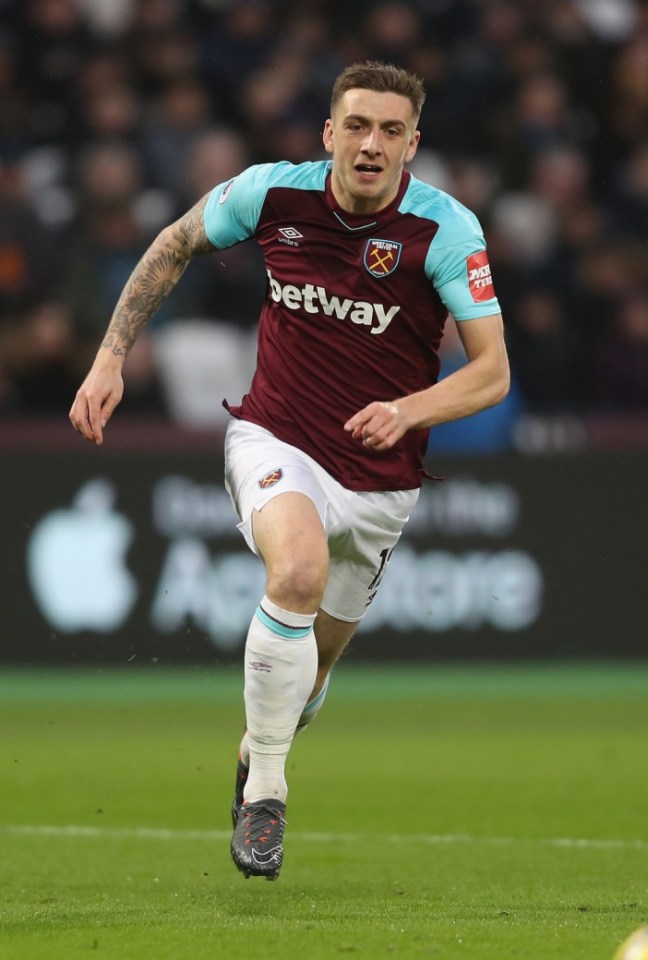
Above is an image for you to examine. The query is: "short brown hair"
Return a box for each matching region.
[331,61,426,125]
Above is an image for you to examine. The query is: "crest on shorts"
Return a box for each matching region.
[363,239,402,278]
[258,468,283,489]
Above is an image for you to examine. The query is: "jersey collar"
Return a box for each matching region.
[324,168,411,232]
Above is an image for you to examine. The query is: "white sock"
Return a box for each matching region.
[239,673,331,764]
[243,596,317,804]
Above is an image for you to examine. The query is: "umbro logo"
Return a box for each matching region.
[278,226,303,247]
[248,660,272,673]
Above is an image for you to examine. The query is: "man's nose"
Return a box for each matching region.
[361,129,382,155]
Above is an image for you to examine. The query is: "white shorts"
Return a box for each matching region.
[224,420,419,622]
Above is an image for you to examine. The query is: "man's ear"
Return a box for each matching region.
[322,118,334,155]
[405,129,421,164]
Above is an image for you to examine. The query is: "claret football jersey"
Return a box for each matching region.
[203,160,500,491]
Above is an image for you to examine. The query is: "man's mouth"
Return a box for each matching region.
[355,164,383,178]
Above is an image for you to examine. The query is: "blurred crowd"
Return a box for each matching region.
[0,0,647,429]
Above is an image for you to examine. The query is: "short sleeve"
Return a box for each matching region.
[203,164,276,250]
[427,238,501,321]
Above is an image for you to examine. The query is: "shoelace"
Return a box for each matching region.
[242,804,287,844]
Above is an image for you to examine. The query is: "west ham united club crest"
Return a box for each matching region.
[363,239,402,278]
[258,468,283,489]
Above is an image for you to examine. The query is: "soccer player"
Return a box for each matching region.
[69,61,510,880]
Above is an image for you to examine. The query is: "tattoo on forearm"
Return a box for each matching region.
[103,247,189,355]
[102,195,213,357]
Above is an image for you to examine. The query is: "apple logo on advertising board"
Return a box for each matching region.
[26,479,138,632]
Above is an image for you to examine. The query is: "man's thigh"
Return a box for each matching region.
[224,420,331,557]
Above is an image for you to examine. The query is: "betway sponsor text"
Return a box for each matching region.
[267,269,400,335]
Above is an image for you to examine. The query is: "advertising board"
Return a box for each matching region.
[2,444,645,662]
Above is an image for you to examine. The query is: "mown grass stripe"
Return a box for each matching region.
[1,662,648,704]
[3,823,647,851]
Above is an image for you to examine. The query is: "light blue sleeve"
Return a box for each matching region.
[203,163,277,250]
[402,180,501,321]
[203,160,329,250]
[427,236,501,321]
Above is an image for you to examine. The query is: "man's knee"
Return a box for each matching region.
[252,491,329,612]
[266,553,328,612]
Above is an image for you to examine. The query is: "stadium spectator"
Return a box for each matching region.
[506,290,583,413]
[593,293,648,410]
[0,160,56,311]
[606,142,648,240]
[140,77,213,194]
[0,299,78,413]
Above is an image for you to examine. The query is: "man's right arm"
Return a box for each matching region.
[69,193,214,445]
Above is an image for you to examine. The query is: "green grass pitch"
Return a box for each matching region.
[1,662,647,959]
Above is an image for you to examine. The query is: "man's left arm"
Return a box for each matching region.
[345,312,510,451]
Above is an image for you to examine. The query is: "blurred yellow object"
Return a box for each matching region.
[614,927,648,960]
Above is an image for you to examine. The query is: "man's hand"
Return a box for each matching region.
[69,361,124,446]
[344,400,408,452]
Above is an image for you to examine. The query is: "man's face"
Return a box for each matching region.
[323,88,420,215]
